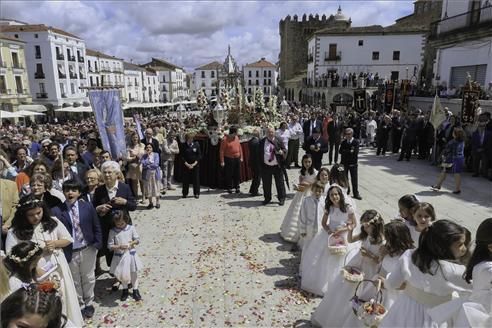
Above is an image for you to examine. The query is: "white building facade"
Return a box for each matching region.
[142,58,189,103]
[307,30,425,85]
[86,49,124,88]
[432,0,492,89]
[243,58,278,98]
[194,61,222,98]
[0,23,89,108]
[123,61,143,103]
[142,68,159,103]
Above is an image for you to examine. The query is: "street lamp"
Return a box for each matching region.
[213,102,225,128]
[280,96,289,114]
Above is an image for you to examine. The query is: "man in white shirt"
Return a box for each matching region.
[287,115,303,168]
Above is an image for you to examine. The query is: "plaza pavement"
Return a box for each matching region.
[89,148,491,327]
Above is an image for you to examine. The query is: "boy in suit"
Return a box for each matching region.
[339,128,362,200]
[52,179,102,319]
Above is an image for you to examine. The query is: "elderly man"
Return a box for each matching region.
[93,161,136,267]
[259,126,287,206]
[63,145,90,185]
[141,128,160,155]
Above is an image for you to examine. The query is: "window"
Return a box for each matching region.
[35,46,41,59]
[358,40,363,46]
[256,80,259,85]
[36,63,43,74]
[39,82,45,93]
[264,71,267,77]
[256,70,259,77]
[390,71,399,81]
[201,71,205,78]
[248,88,251,94]
[268,71,271,78]
[372,52,379,60]
[60,83,65,95]
[71,83,75,94]
[393,51,400,60]
[268,79,271,85]
[11,52,19,68]
[264,79,267,85]
[211,71,215,78]
[0,76,6,93]
[248,80,251,85]
[34,34,38,38]
[328,44,337,60]
[14,34,18,38]
[90,76,93,86]
[15,76,22,94]
[264,87,267,93]
[248,71,251,78]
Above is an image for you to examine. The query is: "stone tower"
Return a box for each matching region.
[278,6,351,88]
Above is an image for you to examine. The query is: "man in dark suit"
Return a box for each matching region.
[327,113,343,164]
[339,128,362,200]
[52,179,102,319]
[180,133,202,198]
[63,145,89,185]
[471,114,492,177]
[141,128,161,155]
[391,110,403,153]
[259,127,287,205]
[93,161,136,268]
[303,127,328,171]
[248,128,261,196]
[302,112,322,140]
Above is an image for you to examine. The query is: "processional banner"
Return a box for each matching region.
[88,89,127,160]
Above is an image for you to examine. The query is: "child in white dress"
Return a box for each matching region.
[300,185,357,296]
[3,241,43,293]
[312,210,385,327]
[411,202,436,236]
[429,217,492,327]
[380,220,472,328]
[280,154,318,243]
[108,210,143,302]
[316,167,330,196]
[397,194,420,245]
[298,180,326,276]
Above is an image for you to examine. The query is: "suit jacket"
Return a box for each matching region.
[248,136,261,170]
[141,137,161,155]
[258,137,287,166]
[180,141,202,164]
[303,135,329,163]
[70,161,89,186]
[52,200,103,263]
[327,119,343,143]
[471,129,492,151]
[302,119,322,140]
[339,138,360,166]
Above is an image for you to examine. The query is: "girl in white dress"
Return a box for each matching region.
[429,217,492,327]
[329,164,357,216]
[379,219,472,328]
[5,196,83,327]
[411,202,436,238]
[316,167,330,195]
[397,194,420,245]
[298,181,326,277]
[108,210,143,302]
[300,185,357,296]
[312,210,385,327]
[280,154,318,243]
[3,241,43,294]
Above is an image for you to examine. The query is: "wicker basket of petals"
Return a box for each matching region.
[327,233,347,255]
[351,279,387,327]
[341,248,364,283]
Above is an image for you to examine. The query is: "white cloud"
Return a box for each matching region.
[0,0,415,71]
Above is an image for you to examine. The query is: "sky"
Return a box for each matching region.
[1,1,414,71]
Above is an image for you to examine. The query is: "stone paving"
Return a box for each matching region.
[88,148,491,327]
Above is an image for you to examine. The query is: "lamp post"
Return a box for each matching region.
[177,103,186,122]
[406,67,409,80]
[213,102,225,129]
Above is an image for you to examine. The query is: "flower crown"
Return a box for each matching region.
[23,281,59,293]
[7,243,41,264]
[337,166,344,172]
[16,198,43,209]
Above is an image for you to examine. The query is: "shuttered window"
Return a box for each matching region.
[450,64,487,87]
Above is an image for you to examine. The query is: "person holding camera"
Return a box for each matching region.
[259,127,287,206]
[303,127,328,171]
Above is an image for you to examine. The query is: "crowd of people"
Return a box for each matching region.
[0,99,490,327]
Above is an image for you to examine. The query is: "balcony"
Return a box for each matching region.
[100,67,112,73]
[68,55,76,62]
[431,3,492,37]
[0,89,11,96]
[17,89,28,95]
[12,62,24,70]
[35,72,45,79]
[59,72,66,79]
[36,92,48,99]
[325,52,342,62]
[35,53,41,59]
[78,56,84,63]
[69,72,77,79]
[79,73,85,79]
[56,54,64,60]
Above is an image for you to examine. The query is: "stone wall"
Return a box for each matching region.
[408,96,492,115]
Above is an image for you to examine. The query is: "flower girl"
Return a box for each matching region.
[397,194,420,244]
[300,185,356,296]
[280,154,318,243]
[312,210,385,327]
[108,210,143,302]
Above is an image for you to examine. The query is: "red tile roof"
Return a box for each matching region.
[196,61,222,70]
[0,24,81,39]
[244,58,276,68]
[86,49,123,61]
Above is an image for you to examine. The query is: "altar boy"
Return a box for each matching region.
[52,179,102,319]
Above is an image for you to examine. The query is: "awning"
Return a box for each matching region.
[16,110,46,116]
[122,102,174,109]
[18,104,48,112]
[0,110,23,118]
[55,105,93,113]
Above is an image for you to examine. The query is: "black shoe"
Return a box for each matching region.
[353,194,362,200]
[182,195,188,198]
[250,192,259,196]
[111,281,120,291]
[132,289,142,301]
[472,174,479,177]
[406,158,410,161]
[262,199,271,205]
[452,190,461,194]
[279,199,285,206]
[120,289,129,301]
[194,195,199,199]
[147,203,154,209]
[83,305,95,318]
[155,203,160,209]
[397,158,403,161]
[235,188,240,194]
[227,189,232,194]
